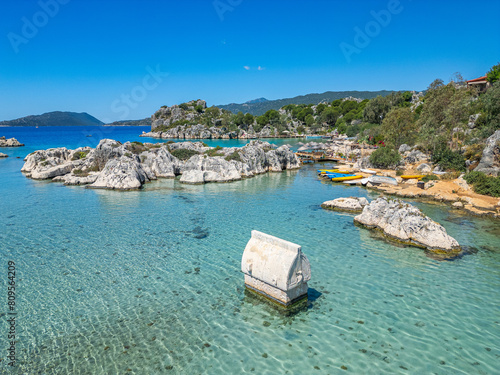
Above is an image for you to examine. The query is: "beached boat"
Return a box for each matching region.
[331,175,363,182]
[343,179,362,185]
[367,176,398,186]
[323,170,351,175]
[401,175,425,179]
[360,168,377,175]
[317,169,340,174]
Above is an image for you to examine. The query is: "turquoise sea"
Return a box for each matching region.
[0,126,499,374]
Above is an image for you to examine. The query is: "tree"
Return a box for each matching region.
[486,63,500,83]
[265,109,280,125]
[416,82,474,152]
[343,110,358,124]
[340,100,358,115]
[481,81,500,130]
[315,103,327,115]
[243,113,254,125]
[205,107,220,118]
[363,95,390,124]
[380,107,417,148]
[321,107,341,126]
[337,122,347,134]
[305,114,315,127]
[428,78,444,91]
[296,107,314,122]
[234,111,244,125]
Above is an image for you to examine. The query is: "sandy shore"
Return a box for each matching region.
[329,164,500,219]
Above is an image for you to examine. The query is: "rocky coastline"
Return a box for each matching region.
[321,197,368,212]
[300,134,500,218]
[21,139,301,190]
[0,136,24,147]
[353,197,461,255]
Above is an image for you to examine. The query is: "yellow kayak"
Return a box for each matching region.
[401,175,425,179]
[331,175,363,182]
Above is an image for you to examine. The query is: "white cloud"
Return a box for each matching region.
[243,66,251,70]
[257,66,265,71]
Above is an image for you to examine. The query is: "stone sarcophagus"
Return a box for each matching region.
[241,231,311,306]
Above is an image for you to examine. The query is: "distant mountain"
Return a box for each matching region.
[0,111,104,127]
[218,90,396,116]
[105,118,152,126]
[245,97,269,104]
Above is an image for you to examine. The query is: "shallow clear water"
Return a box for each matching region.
[0,127,499,374]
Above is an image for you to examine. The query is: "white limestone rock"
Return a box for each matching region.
[0,152,8,158]
[90,156,149,190]
[140,147,179,178]
[475,130,500,176]
[417,163,432,173]
[321,197,369,212]
[52,173,99,185]
[0,136,24,147]
[21,147,84,179]
[180,155,242,184]
[354,197,461,253]
[453,175,471,191]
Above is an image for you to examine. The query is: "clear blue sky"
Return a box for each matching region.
[1,0,499,122]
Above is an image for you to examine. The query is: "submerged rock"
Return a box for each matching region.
[52,173,99,186]
[321,197,369,212]
[0,136,24,147]
[354,197,461,254]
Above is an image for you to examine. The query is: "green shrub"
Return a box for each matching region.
[369,146,401,169]
[225,151,241,162]
[205,145,224,157]
[179,103,189,110]
[337,122,348,135]
[72,151,89,160]
[440,171,461,180]
[170,148,199,161]
[126,142,147,154]
[464,171,486,185]
[464,171,500,197]
[166,141,175,145]
[345,123,359,137]
[421,174,439,182]
[72,169,89,177]
[431,145,466,171]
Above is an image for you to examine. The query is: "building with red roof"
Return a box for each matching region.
[466,75,491,93]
